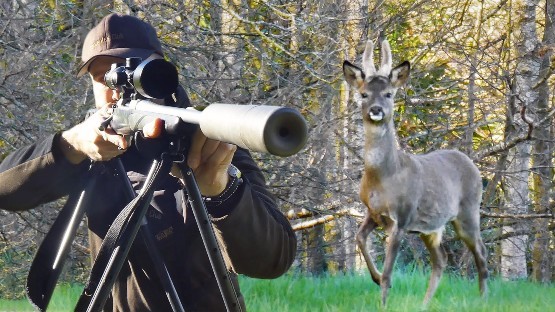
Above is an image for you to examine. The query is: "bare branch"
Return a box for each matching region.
[483,223,555,243]
[480,210,554,219]
[472,105,534,160]
[291,208,362,231]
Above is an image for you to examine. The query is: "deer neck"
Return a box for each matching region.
[362,120,401,176]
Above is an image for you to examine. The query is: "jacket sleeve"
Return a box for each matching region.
[0,133,88,211]
[206,148,297,279]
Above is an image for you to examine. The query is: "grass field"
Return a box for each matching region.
[1,269,554,311]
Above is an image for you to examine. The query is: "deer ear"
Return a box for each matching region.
[390,61,410,87]
[343,60,365,88]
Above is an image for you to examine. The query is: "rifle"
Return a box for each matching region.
[26,57,308,312]
[102,57,307,157]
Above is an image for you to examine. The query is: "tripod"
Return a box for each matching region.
[27,139,242,312]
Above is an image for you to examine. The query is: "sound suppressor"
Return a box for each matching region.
[198,104,308,157]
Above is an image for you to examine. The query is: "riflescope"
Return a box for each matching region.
[104,57,178,99]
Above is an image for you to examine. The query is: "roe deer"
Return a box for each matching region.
[342,40,488,306]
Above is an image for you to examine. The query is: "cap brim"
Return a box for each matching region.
[76,48,159,77]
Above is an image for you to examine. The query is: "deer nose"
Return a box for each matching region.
[368,106,385,121]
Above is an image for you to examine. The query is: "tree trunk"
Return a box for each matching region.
[501,0,540,280]
[530,0,554,283]
[500,148,531,279]
[335,0,367,273]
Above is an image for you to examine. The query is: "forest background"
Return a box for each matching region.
[0,0,553,300]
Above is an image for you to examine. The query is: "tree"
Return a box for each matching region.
[530,0,554,283]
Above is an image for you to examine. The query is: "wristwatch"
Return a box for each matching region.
[202,164,243,206]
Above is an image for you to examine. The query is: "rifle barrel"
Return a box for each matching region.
[127,101,308,157]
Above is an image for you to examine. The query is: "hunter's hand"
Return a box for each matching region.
[59,105,164,164]
[173,128,237,197]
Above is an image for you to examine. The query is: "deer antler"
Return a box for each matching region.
[362,40,376,76]
[362,40,393,77]
[377,40,392,76]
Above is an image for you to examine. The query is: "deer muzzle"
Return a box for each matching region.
[368,105,385,122]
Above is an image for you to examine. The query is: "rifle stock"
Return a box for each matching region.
[110,101,308,157]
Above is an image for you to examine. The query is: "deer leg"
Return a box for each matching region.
[380,226,405,306]
[452,220,489,297]
[420,231,447,306]
[356,214,381,285]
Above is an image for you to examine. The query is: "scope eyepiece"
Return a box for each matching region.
[104,64,127,90]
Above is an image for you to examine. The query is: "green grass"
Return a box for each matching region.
[0,284,82,312]
[242,270,555,312]
[1,270,554,311]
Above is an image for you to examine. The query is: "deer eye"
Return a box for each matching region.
[361,93,368,98]
[384,92,393,98]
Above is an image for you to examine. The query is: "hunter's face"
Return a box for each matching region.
[88,56,124,109]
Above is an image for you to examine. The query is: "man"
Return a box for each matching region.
[0,13,297,311]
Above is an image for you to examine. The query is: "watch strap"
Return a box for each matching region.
[203,164,243,207]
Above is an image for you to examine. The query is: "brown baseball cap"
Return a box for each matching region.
[77,13,163,77]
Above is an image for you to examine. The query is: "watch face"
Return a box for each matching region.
[228,164,242,179]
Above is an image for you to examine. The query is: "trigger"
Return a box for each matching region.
[97,104,116,131]
[119,135,132,150]
[98,115,113,131]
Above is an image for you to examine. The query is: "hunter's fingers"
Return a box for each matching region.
[100,127,128,150]
[143,118,164,138]
[187,128,207,170]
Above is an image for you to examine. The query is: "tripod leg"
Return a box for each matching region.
[178,163,242,312]
[113,159,185,312]
[76,160,168,311]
